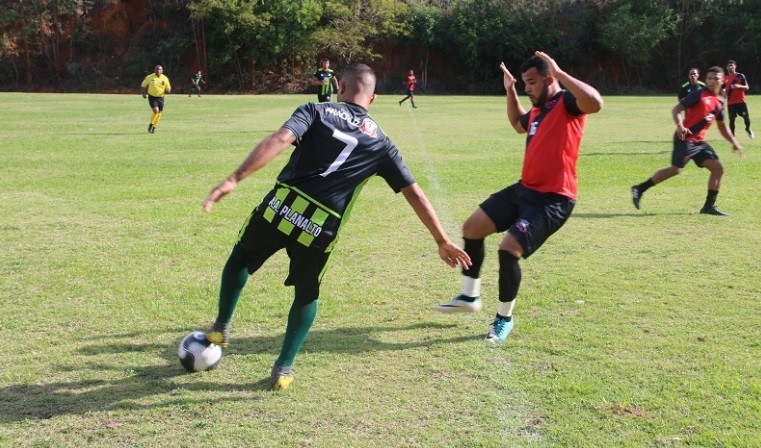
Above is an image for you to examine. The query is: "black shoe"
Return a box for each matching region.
[147,124,153,133]
[398,101,402,107]
[747,129,754,139]
[149,125,155,134]
[630,186,641,210]
[700,206,727,216]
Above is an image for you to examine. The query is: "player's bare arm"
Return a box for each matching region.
[499,62,526,133]
[717,121,745,158]
[203,128,296,212]
[671,103,692,140]
[534,51,603,114]
[400,184,472,269]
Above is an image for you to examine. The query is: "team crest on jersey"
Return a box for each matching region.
[515,219,530,233]
[359,118,378,137]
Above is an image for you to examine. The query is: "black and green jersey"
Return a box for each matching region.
[254,102,415,252]
[313,69,335,95]
[193,73,203,87]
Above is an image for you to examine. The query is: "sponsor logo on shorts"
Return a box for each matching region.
[267,197,323,237]
[516,219,530,233]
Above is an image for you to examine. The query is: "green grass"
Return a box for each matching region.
[1,92,759,447]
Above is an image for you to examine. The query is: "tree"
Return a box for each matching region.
[598,1,676,90]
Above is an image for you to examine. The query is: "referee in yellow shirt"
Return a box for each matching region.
[141,65,172,133]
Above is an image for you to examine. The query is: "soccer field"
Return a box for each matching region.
[1,92,759,447]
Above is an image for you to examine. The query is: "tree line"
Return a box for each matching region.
[1,0,758,94]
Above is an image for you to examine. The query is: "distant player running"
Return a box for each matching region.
[189,70,205,97]
[201,63,470,390]
[631,66,744,216]
[141,65,171,133]
[399,70,418,108]
[724,60,754,139]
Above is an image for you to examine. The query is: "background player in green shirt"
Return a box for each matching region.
[201,63,471,390]
[189,70,205,97]
[140,65,171,133]
[312,59,339,102]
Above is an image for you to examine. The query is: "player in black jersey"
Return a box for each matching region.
[678,68,705,100]
[200,63,470,390]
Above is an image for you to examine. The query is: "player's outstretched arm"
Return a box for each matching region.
[400,184,472,269]
[534,51,603,114]
[203,128,296,212]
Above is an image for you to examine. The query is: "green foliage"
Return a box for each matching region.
[2,0,761,92]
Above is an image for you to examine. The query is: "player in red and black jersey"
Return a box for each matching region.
[436,52,603,344]
[200,63,470,390]
[398,70,418,108]
[723,59,754,139]
[631,66,744,216]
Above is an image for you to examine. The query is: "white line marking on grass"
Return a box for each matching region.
[404,108,458,236]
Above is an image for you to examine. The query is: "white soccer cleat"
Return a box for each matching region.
[435,295,483,313]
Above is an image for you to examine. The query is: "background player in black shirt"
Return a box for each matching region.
[200,63,470,390]
[678,68,705,100]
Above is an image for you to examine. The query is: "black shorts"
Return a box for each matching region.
[671,135,719,168]
[317,93,332,103]
[236,211,332,297]
[479,182,575,258]
[727,102,749,119]
[148,95,164,111]
[406,89,414,96]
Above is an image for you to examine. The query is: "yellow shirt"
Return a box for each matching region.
[141,73,171,97]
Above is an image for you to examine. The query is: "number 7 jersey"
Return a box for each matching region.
[255,101,416,252]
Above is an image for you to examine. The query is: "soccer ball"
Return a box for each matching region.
[178,331,222,372]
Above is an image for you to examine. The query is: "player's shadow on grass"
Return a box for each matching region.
[573,211,692,218]
[229,321,471,356]
[0,322,471,422]
[582,148,670,157]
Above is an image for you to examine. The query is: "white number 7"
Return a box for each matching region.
[320,128,358,177]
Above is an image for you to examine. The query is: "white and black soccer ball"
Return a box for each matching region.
[178,331,222,372]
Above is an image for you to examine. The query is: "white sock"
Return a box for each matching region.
[461,277,481,298]
[498,300,516,318]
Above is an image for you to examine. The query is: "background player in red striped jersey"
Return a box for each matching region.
[399,70,418,108]
[723,60,754,139]
[436,51,603,344]
[631,66,745,216]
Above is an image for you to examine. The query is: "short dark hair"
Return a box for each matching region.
[342,63,376,90]
[726,59,736,66]
[519,55,549,76]
[707,66,724,76]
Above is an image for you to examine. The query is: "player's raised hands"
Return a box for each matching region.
[499,62,517,91]
[534,51,561,77]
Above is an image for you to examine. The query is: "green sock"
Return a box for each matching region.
[215,245,249,324]
[275,297,318,368]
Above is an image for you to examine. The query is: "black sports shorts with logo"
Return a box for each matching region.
[671,135,719,168]
[148,95,165,111]
[236,211,332,298]
[727,102,750,120]
[479,181,575,259]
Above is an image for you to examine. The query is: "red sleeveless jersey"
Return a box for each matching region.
[520,91,586,200]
